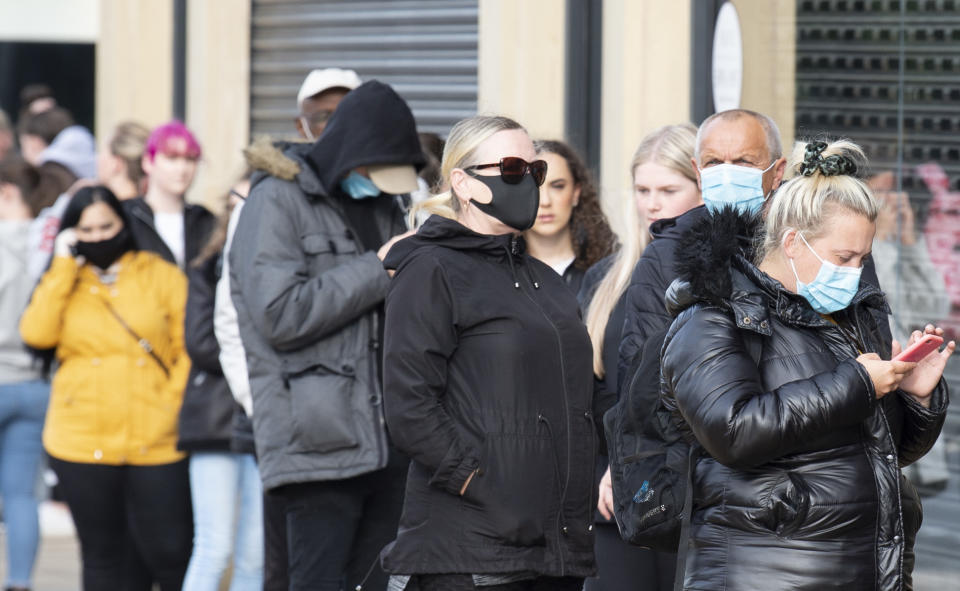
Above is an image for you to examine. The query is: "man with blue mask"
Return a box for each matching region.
[230,80,424,591]
[692,109,788,216]
[617,110,788,386]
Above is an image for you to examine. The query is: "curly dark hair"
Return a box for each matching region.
[534,140,617,271]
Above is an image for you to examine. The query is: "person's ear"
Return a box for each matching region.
[294,116,306,138]
[449,168,472,206]
[572,183,582,207]
[770,156,788,191]
[141,154,153,176]
[781,229,800,259]
[691,157,703,191]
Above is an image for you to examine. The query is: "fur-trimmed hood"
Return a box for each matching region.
[242,137,326,198]
[666,206,762,313]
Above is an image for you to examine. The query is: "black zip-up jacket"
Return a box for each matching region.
[177,254,250,452]
[380,215,598,578]
[660,209,949,591]
[123,197,216,267]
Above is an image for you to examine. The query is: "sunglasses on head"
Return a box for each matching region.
[465,157,548,186]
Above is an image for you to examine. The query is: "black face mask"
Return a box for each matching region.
[466,172,541,231]
[75,226,133,270]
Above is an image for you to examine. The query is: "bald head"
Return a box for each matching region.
[693,109,788,199]
[695,109,782,163]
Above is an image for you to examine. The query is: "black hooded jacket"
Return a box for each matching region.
[660,209,949,591]
[228,80,424,489]
[380,215,597,578]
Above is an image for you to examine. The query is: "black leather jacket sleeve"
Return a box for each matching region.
[617,243,672,386]
[382,252,479,496]
[895,381,950,467]
[662,306,879,469]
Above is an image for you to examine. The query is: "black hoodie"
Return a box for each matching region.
[380,215,598,577]
[307,79,425,193]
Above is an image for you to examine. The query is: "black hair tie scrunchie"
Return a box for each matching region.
[799,141,856,177]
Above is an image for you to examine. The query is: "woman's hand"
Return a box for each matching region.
[893,325,956,407]
[856,353,916,399]
[54,228,78,259]
[598,466,614,521]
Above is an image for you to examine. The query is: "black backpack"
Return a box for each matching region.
[603,319,762,552]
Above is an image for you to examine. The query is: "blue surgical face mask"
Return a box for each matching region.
[339,171,381,199]
[699,161,776,215]
[789,232,863,314]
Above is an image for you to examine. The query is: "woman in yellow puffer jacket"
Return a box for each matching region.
[20,185,193,591]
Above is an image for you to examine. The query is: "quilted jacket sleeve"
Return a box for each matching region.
[662,306,879,469]
[617,242,672,387]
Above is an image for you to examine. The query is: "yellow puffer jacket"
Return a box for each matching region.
[20,251,190,465]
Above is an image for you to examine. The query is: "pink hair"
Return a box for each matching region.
[145,120,202,161]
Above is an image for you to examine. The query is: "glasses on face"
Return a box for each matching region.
[229,189,247,201]
[465,157,548,186]
[300,110,335,126]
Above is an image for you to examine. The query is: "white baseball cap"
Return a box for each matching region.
[296,68,362,110]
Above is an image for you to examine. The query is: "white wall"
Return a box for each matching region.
[0,0,99,42]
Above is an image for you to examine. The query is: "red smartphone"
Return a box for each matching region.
[894,334,944,363]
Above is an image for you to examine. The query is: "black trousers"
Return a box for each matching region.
[262,488,289,591]
[273,451,408,591]
[584,522,676,591]
[49,457,193,591]
[408,574,584,591]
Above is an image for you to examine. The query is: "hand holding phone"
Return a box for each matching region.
[893,334,943,363]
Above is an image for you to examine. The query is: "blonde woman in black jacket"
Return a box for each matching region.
[381,115,597,590]
[661,140,953,591]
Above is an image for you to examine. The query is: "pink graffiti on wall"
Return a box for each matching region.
[917,162,960,340]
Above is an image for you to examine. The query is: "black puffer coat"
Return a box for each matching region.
[660,210,949,591]
[380,215,597,578]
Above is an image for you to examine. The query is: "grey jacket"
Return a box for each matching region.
[0,221,42,384]
[229,140,409,489]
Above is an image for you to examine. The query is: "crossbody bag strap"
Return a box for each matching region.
[99,298,170,377]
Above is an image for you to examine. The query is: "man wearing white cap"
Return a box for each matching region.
[230,80,425,590]
[295,68,362,141]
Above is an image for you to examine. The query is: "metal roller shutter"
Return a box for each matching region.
[250,0,478,138]
[796,1,960,585]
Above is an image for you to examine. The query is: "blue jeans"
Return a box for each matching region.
[182,452,264,591]
[0,379,49,588]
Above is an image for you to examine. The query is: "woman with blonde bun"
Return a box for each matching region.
[381,115,597,591]
[659,139,953,590]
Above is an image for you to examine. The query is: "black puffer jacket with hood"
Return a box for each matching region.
[660,209,949,591]
[229,80,423,490]
[380,215,598,578]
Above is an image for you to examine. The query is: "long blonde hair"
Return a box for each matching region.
[409,115,525,226]
[584,123,697,377]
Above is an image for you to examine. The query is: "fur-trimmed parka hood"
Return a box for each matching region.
[664,206,889,334]
[243,137,326,198]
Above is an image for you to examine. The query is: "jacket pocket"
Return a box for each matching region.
[460,434,555,547]
[283,361,359,454]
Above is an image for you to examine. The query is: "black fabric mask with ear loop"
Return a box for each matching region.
[74,226,134,270]
[466,171,541,231]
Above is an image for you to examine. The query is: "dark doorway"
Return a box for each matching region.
[0,42,96,131]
